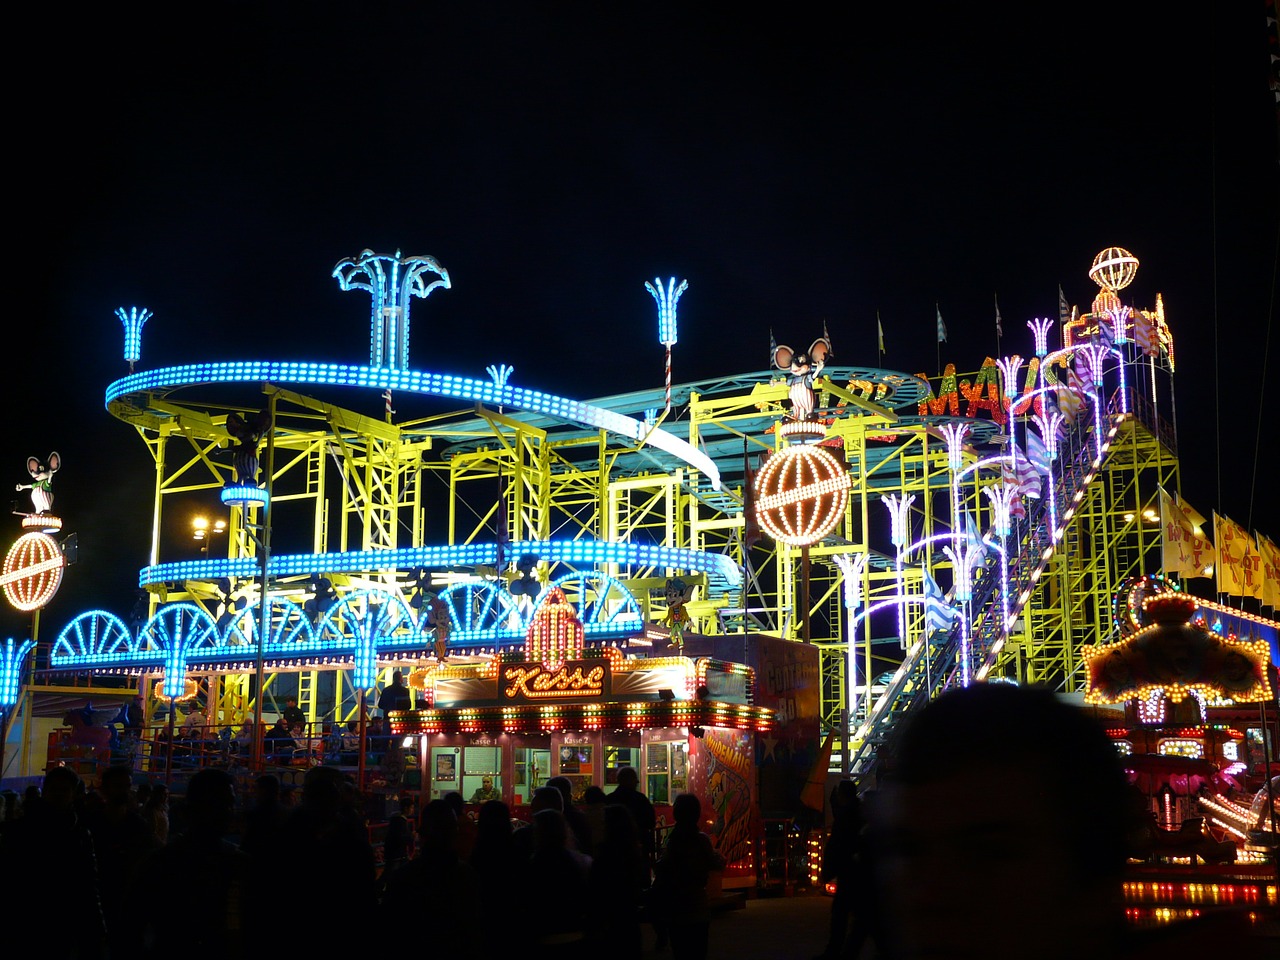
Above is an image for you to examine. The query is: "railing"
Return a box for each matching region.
[43,719,397,789]
[850,387,1121,780]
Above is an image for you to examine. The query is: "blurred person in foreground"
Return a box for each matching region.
[868,682,1256,960]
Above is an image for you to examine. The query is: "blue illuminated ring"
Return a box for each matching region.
[106,361,721,489]
[137,539,743,590]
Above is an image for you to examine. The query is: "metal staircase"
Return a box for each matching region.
[848,396,1113,781]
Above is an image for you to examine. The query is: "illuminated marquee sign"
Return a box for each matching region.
[499,658,612,703]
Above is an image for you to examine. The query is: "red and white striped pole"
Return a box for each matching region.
[646,276,688,420]
[664,345,672,415]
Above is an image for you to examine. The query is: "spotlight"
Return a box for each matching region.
[691,726,706,739]
[695,685,710,701]
[658,688,676,701]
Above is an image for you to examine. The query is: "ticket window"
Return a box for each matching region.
[461,745,501,803]
[604,745,637,790]
[557,744,595,801]
[645,739,688,805]
[514,747,551,805]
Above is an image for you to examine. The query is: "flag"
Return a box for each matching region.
[994,294,1003,338]
[1058,284,1070,327]
[1134,309,1159,356]
[743,446,762,550]
[495,473,509,572]
[799,730,836,811]
[936,304,947,343]
[1158,487,1212,579]
[877,312,885,354]
[1257,533,1280,609]
[962,509,986,555]
[1215,513,1263,599]
[1001,444,1042,501]
[923,569,960,633]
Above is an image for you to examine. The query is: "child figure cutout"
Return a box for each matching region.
[662,577,695,653]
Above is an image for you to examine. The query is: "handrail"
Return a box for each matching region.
[850,387,1121,781]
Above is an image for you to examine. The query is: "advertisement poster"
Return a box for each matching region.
[689,728,759,880]
[745,634,822,818]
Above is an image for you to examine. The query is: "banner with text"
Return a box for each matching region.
[1258,534,1280,610]
[1215,513,1263,599]
[1159,487,1212,579]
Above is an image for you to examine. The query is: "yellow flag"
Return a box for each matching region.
[1258,534,1280,609]
[1215,513,1263,599]
[1159,487,1212,578]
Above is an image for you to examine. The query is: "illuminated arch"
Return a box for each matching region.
[431,580,525,647]
[52,611,135,663]
[532,571,643,637]
[223,596,316,651]
[138,603,219,655]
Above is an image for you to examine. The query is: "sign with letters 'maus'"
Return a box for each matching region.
[499,659,611,703]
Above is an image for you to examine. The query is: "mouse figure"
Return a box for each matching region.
[225,411,273,486]
[508,553,542,602]
[16,452,60,514]
[770,326,832,421]
[661,577,695,652]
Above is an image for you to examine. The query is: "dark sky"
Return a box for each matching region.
[6,3,1278,640]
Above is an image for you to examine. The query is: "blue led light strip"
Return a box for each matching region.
[105,362,721,488]
[137,538,742,590]
[50,583,646,676]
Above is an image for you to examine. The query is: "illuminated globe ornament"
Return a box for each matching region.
[2,532,66,612]
[753,445,851,547]
[1088,246,1139,292]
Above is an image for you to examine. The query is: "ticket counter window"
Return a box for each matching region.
[604,745,637,788]
[462,746,501,804]
[645,740,688,805]
[558,745,594,800]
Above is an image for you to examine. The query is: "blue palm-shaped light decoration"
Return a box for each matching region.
[645,276,688,414]
[1,638,34,708]
[333,249,452,371]
[116,306,152,372]
[646,277,688,347]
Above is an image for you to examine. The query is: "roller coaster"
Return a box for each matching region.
[4,246,1206,786]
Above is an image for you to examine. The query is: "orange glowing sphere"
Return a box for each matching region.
[753,445,851,546]
[2,532,66,612]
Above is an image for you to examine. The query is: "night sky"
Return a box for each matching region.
[6,3,1278,641]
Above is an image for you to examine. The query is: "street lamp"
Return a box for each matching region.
[193,517,226,555]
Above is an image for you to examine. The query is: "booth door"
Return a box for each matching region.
[644,738,689,805]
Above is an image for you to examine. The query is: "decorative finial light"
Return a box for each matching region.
[1027,317,1054,358]
[995,355,1024,409]
[333,249,451,371]
[938,422,971,473]
[882,494,916,549]
[1088,246,1139,292]
[646,276,688,415]
[115,306,152,371]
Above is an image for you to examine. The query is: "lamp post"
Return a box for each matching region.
[192,516,226,555]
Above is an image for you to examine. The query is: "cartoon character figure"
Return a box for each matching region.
[425,593,452,660]
[225,411,273,485]
[770,327,832,421]
[508,553,542,601]
[662,577,695,651]
[16,452,60,515]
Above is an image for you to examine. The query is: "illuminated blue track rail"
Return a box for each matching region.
[105,361,721,489]
[137,538,742,590]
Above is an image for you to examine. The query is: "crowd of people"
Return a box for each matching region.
[0,761,724,960]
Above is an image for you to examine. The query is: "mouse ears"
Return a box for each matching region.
[770,325,832,370]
